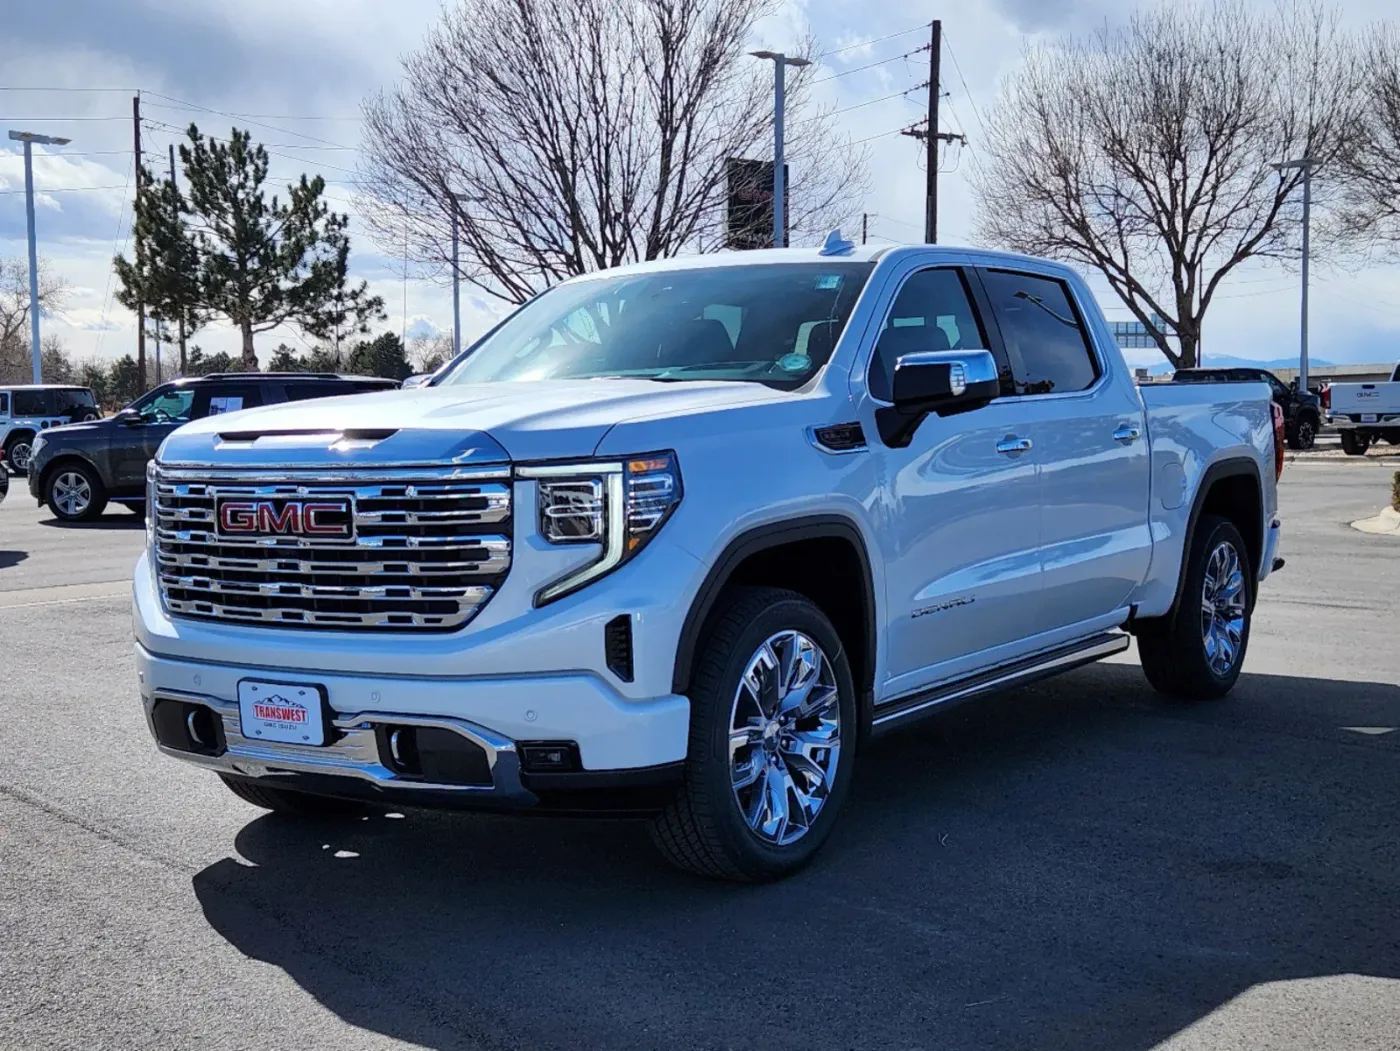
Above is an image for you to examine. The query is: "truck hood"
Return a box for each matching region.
[157,380,787,466]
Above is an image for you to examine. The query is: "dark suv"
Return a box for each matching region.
[1,385,102,473]
[26,373,398,522]
[1173,366,1323,450]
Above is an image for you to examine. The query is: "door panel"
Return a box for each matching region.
[1034,391,1151,624]
[975,267,1151,631]
[876,403,1043,698]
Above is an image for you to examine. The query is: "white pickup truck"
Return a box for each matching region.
[133,240,1284,881]
[1324,362,1400,454]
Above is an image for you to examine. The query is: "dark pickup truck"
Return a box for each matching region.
[26,372,398,522]
[1174,366,1322,450]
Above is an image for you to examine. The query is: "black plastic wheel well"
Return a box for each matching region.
[4,428,35,449]
[37,454,99,496]
[672,518,876,730]
[1200,471,1263,578]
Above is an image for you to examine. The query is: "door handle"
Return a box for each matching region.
[996,436,1033,455]
[1113,425,1141,444]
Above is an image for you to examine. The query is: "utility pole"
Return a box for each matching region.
[901,22,965,243]
[7,130,70,383]
[132,93,147,392]
[450,196,461,358]
[1273,157,1315,393]
[750,51,811,248]
[926,20,940,243]
[169,142,187,376]
[862,213,868,245]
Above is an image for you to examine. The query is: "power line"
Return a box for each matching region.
[940,29,987,137]
[0,184,127,194]
[816,24,930,60]
[142,91,354,150]
[0,114,128,121]
[813,45,929,84]
[850,121,921,146]
[0,85,132,92]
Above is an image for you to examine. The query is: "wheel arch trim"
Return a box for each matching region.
[1166,456,1264,619]
[671,515,878,708]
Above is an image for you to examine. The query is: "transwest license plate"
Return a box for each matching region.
[1361,414,1379,423]
[238,679,328,746]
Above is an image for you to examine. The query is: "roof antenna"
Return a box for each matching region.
[819,229,856,256]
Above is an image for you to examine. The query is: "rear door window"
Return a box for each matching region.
[0,393,8,417]
[284,381,359,402]
[978,269,1100,396]
[868,268,993,401]
[193,385,265,418]
[12,390,51,416]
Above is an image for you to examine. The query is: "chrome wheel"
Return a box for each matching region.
[1200,541,1246,676]
[8,442,32,472]
[729,630,841,847]
[52,471,92,518]
[1297,419,1315,449]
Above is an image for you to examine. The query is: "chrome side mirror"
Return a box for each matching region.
[876,349,1001,448]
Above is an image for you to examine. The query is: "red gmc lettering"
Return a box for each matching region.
[219,501,259,533]
[257,503,301,534]
[303,503,349,536]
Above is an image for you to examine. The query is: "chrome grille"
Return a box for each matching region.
[152,466,511,631]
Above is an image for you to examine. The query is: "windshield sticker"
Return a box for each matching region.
[208,396,244,416]
[777,353,810,373]
[815,274,843,291]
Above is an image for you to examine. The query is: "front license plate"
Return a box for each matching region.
[1361,413,1378,423]
[238,680,327,746]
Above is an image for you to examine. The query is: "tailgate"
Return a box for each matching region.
[1329,382,1400,414]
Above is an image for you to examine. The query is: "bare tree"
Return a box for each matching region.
[972,0,1358,368]
[357,0,867,305]
[1337,24,1400,250]
[0,257,71,382]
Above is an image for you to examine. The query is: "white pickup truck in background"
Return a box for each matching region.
[1324,362,1400,454]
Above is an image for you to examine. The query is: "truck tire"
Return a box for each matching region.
[218,774,367,816]
[650,587,857,881]
[3,431,35,475]
[45,462,108,522]
[1286,416,1317,451]
[1137,515,1252,700]
[1340,430,1369,456]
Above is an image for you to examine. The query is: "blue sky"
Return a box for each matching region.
[2,0,1399,370]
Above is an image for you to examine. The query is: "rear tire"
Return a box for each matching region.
[219,774,368,816]
[1137,515,1253,700]
[45,463,108,522]
[4,432,35,475]
[1340,430,1369,456]
[1287,416,1317,451]
[650,587,857,881]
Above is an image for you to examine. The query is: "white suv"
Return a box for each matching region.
[133,242,1281,880]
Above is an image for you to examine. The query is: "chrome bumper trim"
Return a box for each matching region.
[147,688,533,802]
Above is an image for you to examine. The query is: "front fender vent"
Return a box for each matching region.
[810,422,868,454]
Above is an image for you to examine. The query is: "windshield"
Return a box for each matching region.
[438,262,876,390]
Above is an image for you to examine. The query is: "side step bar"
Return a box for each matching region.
[871,632,1131,735]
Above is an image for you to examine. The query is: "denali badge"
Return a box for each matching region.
[216,498,353,539]
[912,595,975,618]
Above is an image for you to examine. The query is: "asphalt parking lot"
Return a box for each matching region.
[1,451,1398,1051]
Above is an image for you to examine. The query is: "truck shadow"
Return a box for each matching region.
[0,550,27,570]
[37,512,145,530]
[191,661,1400,1051]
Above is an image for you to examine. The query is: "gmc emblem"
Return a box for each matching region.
[216,498,353,539]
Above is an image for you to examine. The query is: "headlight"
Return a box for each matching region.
[28,435,46,459]
[522,452,683,605]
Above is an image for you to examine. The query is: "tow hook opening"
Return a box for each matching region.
[151,699,227,757]
[374,724,493,786]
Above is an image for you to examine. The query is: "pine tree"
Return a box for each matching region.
[179,124,384,370]
[114,166,202,375]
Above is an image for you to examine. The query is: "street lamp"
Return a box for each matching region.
[1273,156,1316,394]
[8,130,72,385]
[749,51,810,249]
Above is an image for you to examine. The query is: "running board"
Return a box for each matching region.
[871,632,1131,734]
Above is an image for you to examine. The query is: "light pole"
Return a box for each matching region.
[1273,156,1315,394]
[8,130,72,384]
[749,51,810,249]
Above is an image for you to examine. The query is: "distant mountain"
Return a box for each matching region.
[1144,355,1336,375]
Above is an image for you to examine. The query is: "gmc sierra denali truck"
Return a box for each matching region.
[133,240,1284,881]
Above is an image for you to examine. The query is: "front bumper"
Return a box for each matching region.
[136,642,691,809]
